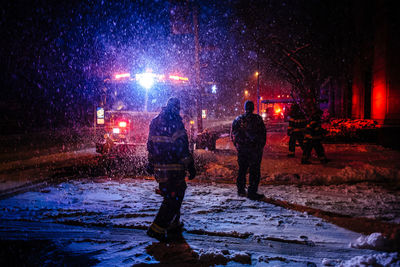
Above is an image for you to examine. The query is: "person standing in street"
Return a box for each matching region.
[287,103,307,157]
[231,100,267,200]
[146,97,196,242]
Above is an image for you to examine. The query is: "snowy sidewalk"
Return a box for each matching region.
[1,179,398,266]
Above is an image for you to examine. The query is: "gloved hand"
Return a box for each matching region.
[146,163,154,175]
[188,166,196,180]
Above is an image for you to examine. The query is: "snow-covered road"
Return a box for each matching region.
[1,130,400,265]
[1,178,398,266]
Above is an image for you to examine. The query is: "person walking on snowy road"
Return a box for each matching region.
[231,100,267,200]
[146,97,196,242]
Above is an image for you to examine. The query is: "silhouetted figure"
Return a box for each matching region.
[146,97,196,242]
[287,103,307,157]
[231,100,266,200]
[301,108,329,164]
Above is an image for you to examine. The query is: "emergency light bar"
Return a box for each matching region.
[115,73,131,79]
[136,72,158,89]
[169,75,189,81]
[112,72,190,88]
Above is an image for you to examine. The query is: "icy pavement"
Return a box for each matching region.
[1,178,398,266]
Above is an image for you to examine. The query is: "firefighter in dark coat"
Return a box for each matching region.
[146,97,196,242]
[287,103,307,157]
[301,108,329,164]
[231,100,266,200]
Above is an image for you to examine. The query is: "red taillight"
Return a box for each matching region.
[118,121,127,128]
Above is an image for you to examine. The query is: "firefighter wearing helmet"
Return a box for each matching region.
[287,103,307,157]
[146,97,196,242]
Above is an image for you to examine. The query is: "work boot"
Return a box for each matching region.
[301,159,311,164]
[237,189,247,197]
[147,227,167,242]
[247,192,264,201]
[287,152,295,158]
[167,226,184,242]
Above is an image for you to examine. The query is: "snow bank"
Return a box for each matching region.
[327,163,399,184]
[260,162,399,185]
[204,162,233,178]
[258,255,290,264]
[350,233,389,250]
[335,252,400,267]
[322,252,400,266]
[197,248,251,265]
[197,248,228,265]
[193,149,218,170]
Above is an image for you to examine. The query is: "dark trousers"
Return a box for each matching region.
[302,139,326,161]
[153,178,187,230]
[237,147,263,195]
[288,132,304,153]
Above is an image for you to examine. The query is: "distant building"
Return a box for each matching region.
[351,0,400,126]
[349,0,400,148]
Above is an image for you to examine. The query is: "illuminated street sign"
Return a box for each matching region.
[97,107,104,124]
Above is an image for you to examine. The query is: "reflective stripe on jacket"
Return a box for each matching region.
[287,118,307,135]
[148,130,187,143]
[147,107,191,183]
[304,117,324,140]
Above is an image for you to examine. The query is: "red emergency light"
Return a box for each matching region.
[169,75,189,81]
[118,121,127,128]
[115,73,131,79]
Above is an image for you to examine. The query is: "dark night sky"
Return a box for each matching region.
[0,0,357,133]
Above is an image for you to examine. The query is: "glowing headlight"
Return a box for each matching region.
[136,73,155,89]
[113,128,120,134]
[118,121,127,128]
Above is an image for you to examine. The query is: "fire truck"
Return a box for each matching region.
[94,71,196,155]
[261,98,294,123]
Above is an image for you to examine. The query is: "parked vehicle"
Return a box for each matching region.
[94,72,196,155]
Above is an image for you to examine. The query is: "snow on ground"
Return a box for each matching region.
[330,252,400,267]
[0,179,399,266]
[0,148,97,173]
[215,133,400,185]
[0,179,357,245]
[1,130,399,265]
[260,183,400,223]
[350,233,388,250]
[0,148,98,192]
[208,133,400,224]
